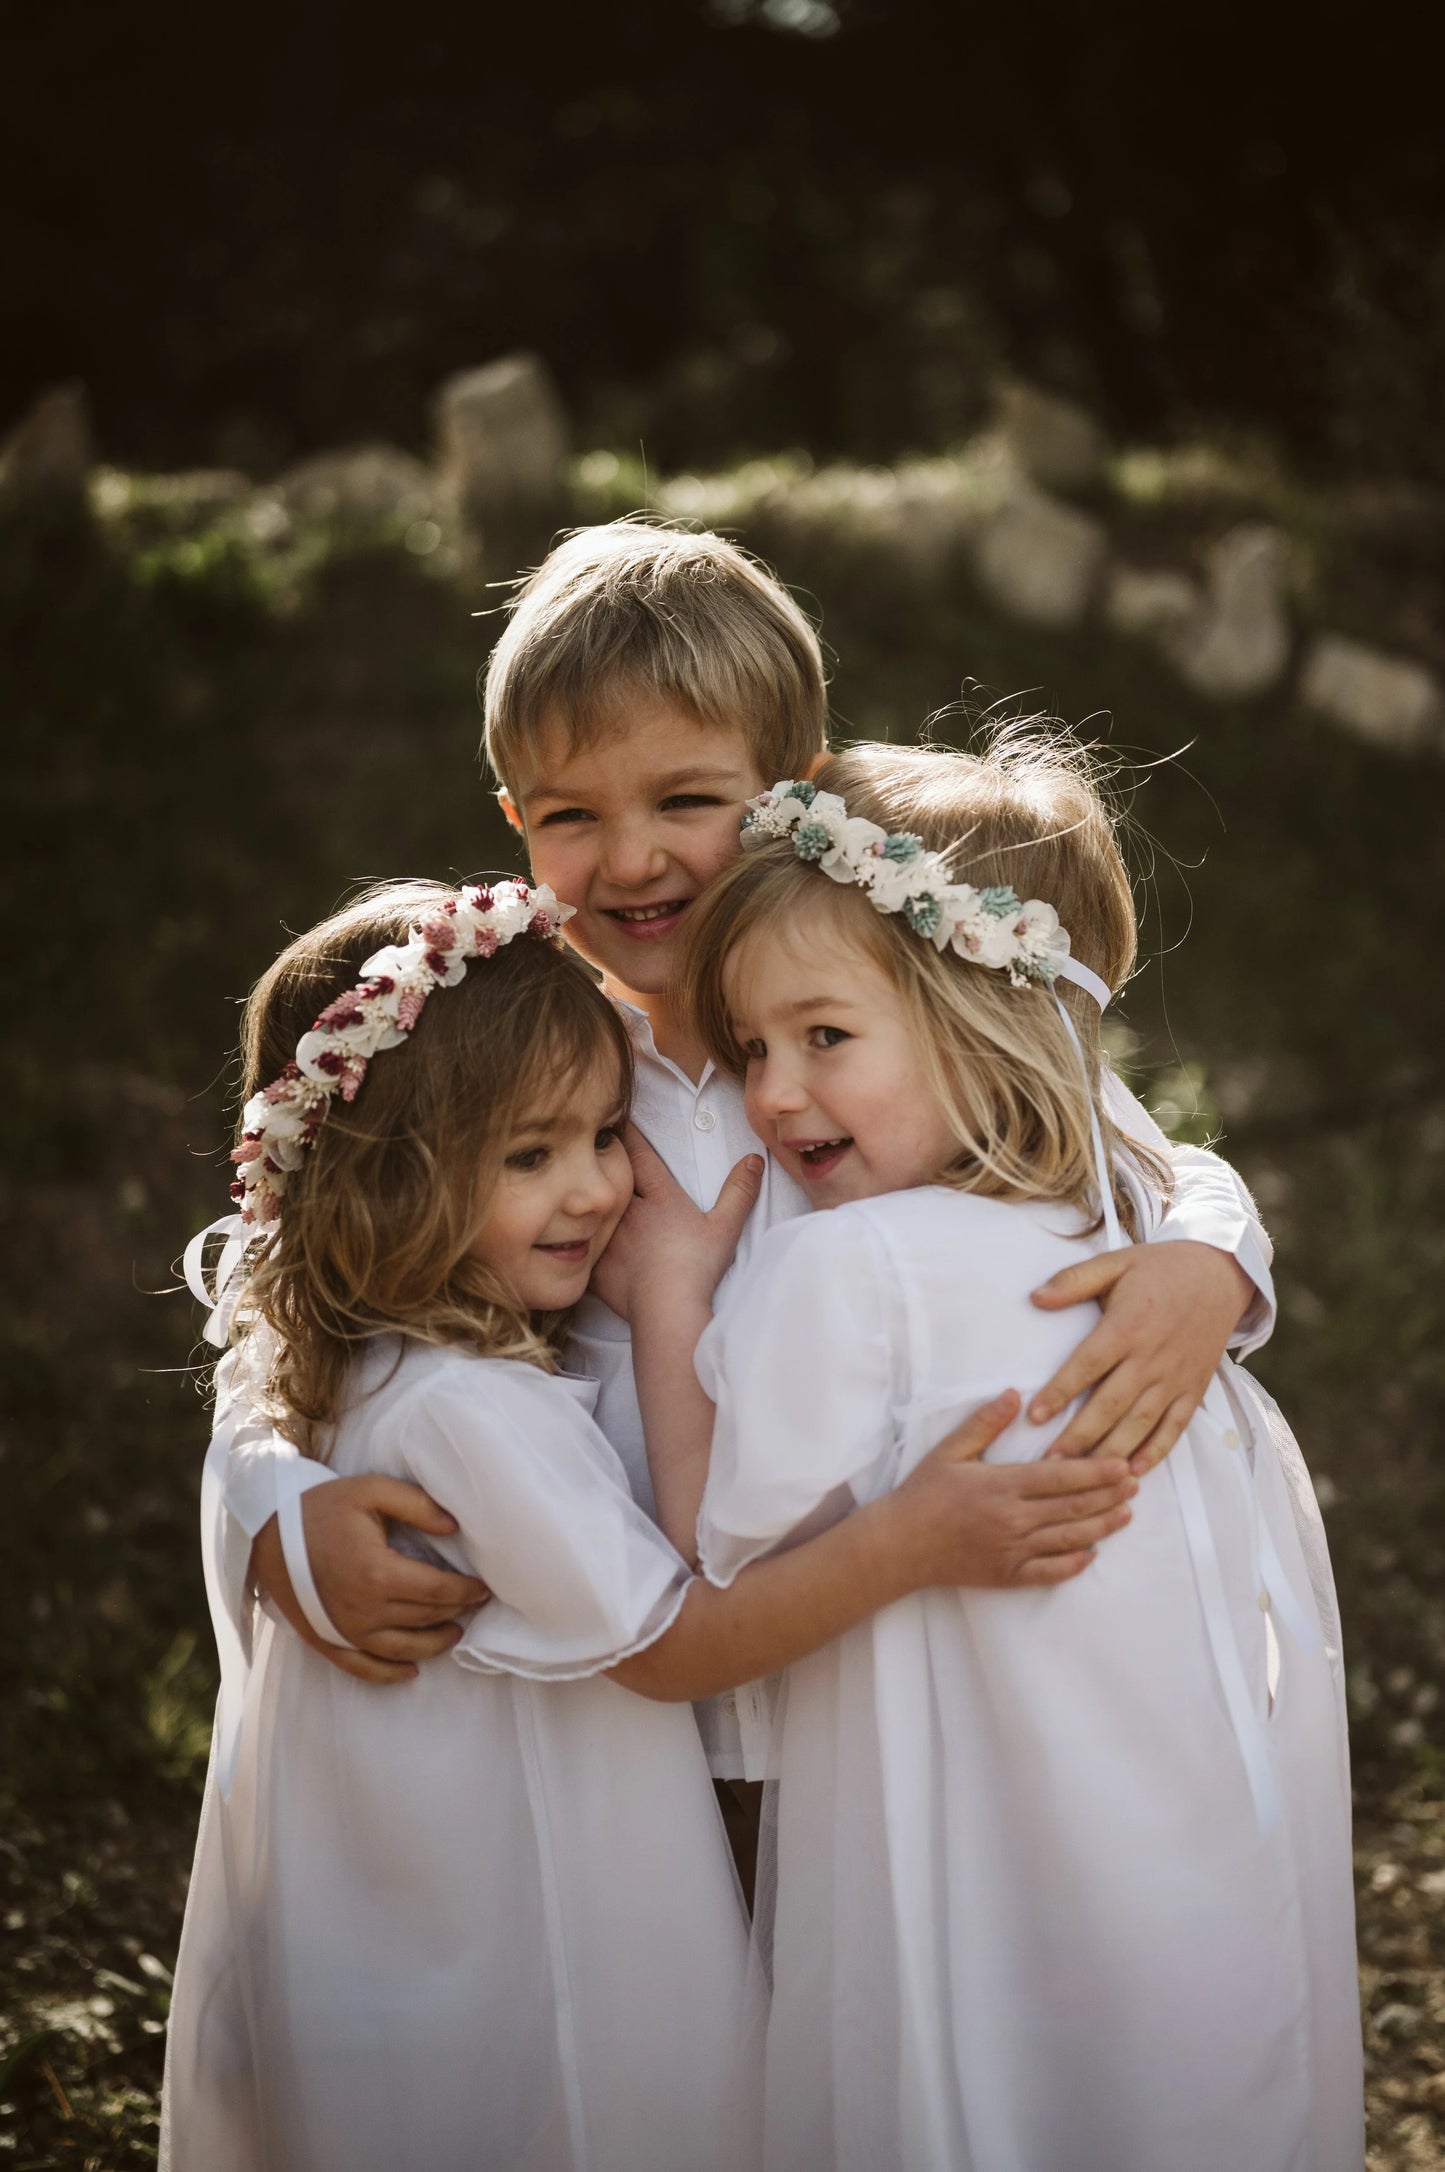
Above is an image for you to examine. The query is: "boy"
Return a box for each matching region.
[226,522,1273,1795]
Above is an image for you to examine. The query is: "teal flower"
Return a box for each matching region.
[978,885,1022,920]
[784,779,818,806]
[793,820,831,861]
[903,892,944,938]
[880,832,924,864]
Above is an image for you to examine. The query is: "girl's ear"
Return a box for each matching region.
[496,788,525,835]
[802,748,831,782]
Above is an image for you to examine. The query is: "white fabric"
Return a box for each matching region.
[696,1193,1363,2172]
[164,1341,762,2172]
[208,1001,1277,1780]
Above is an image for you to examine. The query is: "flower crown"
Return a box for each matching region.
[229,880,571,1227]
[741,780,1071,988]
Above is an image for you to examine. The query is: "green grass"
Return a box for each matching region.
[2,476,1442,2166]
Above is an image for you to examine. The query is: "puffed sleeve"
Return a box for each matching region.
[1103,1069,1277,1354]
[695,1210,902,1589]
[406,1360,693,1681]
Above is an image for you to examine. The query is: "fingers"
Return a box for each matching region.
[347,1622,465,1664]
[1128,1397,1195,1476]
[1030,1252,1131,1312]
[372,1588,490,1628]
[1013,1456,1134,1502]
[1029,1319,1130,1432]
[316,1644,420,1685]
[357,1552,488,1617]
[934,1390,1022,1464]
[343,1474,460,1537]
[1041,1353,1145,1455]
[1013,1548,1097,1587]
[1027,1501,1133,1554]
[707,1156,764,1245]
[623,1123,676,1194]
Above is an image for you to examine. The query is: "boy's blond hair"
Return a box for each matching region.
[680,730,1170,1235]
[483,521,828,791]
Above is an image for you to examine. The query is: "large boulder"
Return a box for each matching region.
[1299,635,1444,754]
[995,381,1106,494]
[1164,524,1290,699]
[1104,563,1199,641]
[275,443,436,524]
[970,484,1107,629]
[0,382,93,501]
[433,353,568,523]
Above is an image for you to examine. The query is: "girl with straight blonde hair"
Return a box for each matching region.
[621,733,1363,2172]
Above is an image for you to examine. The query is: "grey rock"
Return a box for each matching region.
[995,381,1106,493]
[971,484,1108,629]
[1104,564,1200,640]
[1299,634,1444,754]
[0,381,93,499]
[1165,524,1290,698]
[275,443,436,523]
[433,353,568,520]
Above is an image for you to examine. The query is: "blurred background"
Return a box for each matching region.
[2,3,1443,2162]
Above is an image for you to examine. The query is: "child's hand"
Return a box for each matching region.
[1028,1241,1254,1472]
[250,1477,490,1683]
[892,1390,1137,1589]
[589,1124,763,1321]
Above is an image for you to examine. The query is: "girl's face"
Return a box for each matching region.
[727,918,959,1209]
[468,1053,633,1309]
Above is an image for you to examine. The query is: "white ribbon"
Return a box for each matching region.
[1052,957,1308,1840]
[182,1213,252,1349]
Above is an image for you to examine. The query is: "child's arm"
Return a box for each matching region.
[609,1390,1134,1701]
[1027,1080,1273,1472]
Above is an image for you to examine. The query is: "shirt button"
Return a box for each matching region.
[694,1108,716,1132]
[1224,1427,1241,1449]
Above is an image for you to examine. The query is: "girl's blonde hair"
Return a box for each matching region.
[233,879,632,1451]
[680,729,1169,1233]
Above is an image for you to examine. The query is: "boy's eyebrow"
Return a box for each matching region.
[521,763,748,807]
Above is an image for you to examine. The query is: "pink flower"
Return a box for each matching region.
[419,917,456,952]
[231,1138,264,1166]
[468,886,495,913]
[473,930,499,959]
[315,991,366,1031]
[263,1066,301,1102]
[338,1060,368,1102]
[397,988,427,1030]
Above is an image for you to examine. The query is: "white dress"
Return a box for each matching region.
[696,1190,1363,2172]
[162,1343,761,2172]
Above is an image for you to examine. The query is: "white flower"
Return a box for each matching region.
[818,814,889,883]
[862,849,948,914]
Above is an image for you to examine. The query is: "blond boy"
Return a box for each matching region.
[231,523,1273,1765]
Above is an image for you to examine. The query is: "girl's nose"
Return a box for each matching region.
[750,1058,808,1119]
[563,1155,625,1217]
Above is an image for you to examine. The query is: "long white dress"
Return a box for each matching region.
[162,1343,761,2172]
[695,1189,1363,2172]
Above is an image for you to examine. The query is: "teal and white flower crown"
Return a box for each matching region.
[741,779,1072,990]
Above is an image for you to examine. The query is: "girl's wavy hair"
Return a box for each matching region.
[680,725,1170,1235]
[232,878,632,1452]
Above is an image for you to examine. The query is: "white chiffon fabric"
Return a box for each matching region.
[696,1190,1364,2172]
[162,1344,762,2172]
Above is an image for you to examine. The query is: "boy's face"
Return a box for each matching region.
[507,693,771,1005]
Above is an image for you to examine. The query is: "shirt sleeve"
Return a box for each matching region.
[694,1212,901,1589]
[404,1362,693,1682]
[211,1350,338,1658]
[1102,1069,1277,1356]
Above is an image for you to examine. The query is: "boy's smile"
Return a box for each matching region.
[504,694,769,1016]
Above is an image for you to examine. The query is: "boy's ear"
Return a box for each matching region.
[802,749,831,782]
[496,787,525,835]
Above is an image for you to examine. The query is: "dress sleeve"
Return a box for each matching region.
[212,1351,339,1656]
[405,1362,693,1681]
[694,1212,901,1588]
[1102,1069,1277,1356]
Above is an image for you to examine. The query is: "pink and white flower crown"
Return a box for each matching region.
[741,780,1072,988]
[229,880,572,1227]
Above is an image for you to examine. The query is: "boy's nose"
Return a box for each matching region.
[598,820,669,890]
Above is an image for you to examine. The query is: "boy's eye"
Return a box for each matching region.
[506,1146,549,1171]
[809,1025,850,1049]
[660,793,725,812]
[535,806,593,828]
[740,1038,767,1061]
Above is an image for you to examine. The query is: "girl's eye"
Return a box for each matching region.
[594,1125,623,1151]
[506,1146,549,1171]
[810,1025,850,1049]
